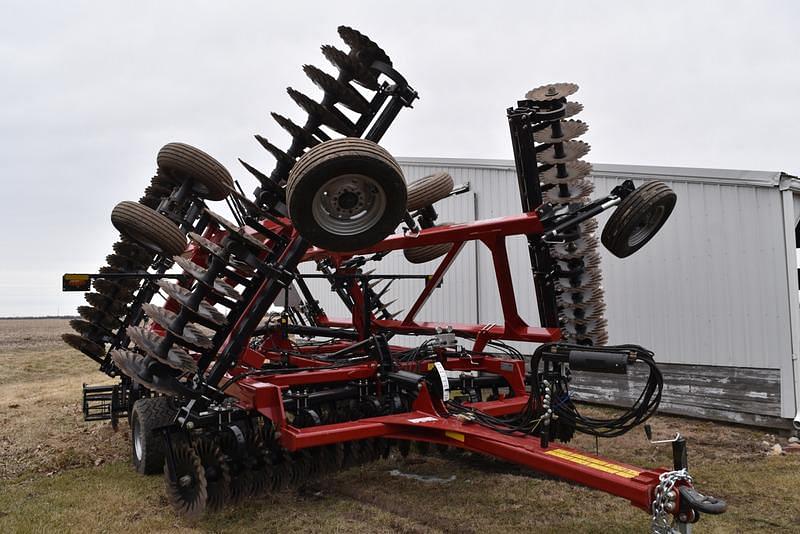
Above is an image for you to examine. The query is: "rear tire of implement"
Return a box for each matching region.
[157,142,234,201]
[111,201,187,257]
[131,397,175,475]
[406,172,454,212]
[286,138,407,252]
[601,181,676,258]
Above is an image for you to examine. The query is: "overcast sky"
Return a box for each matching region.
[1,1,798,316]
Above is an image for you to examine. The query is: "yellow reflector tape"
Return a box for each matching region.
[427,362,435,371]
[544,448,640,479]
[445,431,465,442]
[64,274,90,282]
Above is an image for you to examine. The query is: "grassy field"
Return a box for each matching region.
[1,318,798,533]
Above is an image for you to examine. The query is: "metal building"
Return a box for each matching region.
[302,157,800,429]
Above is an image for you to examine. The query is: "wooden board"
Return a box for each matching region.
[569,362,790,429]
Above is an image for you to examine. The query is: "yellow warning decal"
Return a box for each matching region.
[544,448,640,479]
[445,431,465,442]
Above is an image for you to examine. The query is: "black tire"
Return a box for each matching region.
[406,172,454,212]
[111,201,187,256]
[403,222,454,264]
[601,181,676,258]
[157,142,234,201]
[131,397,175,475]
[286,138,407,252]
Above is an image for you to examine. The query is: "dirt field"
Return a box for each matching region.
[1,318,798,533]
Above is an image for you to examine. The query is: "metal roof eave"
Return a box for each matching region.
[396,157,788,189]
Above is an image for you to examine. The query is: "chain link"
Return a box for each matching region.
[650,468,693,534]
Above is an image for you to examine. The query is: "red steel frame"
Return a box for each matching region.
[158,210,682,515]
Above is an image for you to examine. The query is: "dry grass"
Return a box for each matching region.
[0,319,799,533]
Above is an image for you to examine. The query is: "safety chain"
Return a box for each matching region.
[650,468,693,534]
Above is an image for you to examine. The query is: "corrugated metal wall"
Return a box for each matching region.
[303,158,796,419]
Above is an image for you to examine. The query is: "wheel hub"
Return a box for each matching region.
[312,174,387,235]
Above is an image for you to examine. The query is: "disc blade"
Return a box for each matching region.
[533,119,588,144]
[155,280,227,327]
[543,180,595,205]
[537,140,591,165]
[165,442,208,518]
[141,304,214,350]
[126,325,197,373]
[539,160,593,185]
[526,82,578,101]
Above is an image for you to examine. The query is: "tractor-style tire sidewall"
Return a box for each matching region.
[111,201,187,257]
[406,172,454,212]
[287,146,407,252]
[601,181,676,258]
[157,143,233,201]
[131,397,175,475]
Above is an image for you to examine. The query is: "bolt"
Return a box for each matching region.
[185,421,194,430]
[667,490,676,501]
[665,502,675,512]
[178,474,192,488]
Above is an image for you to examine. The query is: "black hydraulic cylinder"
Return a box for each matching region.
[568,350,629,374]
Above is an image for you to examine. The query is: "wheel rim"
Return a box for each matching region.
[627,205,665,248]
[311,174,387,236]
[133,417,143,461]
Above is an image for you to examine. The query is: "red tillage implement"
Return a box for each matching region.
[64,26,724,532]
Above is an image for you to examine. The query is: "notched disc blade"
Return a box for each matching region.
[155,280,227,327]
[287,87,357,136]
[110,349,186,396]
[557,269,603,291]
[141,303,214,350]
[550,234,600,260]
[338,26,392,65]
[84,292,128,316]
[537,140,591,165]
[165,442,208,518]
[194,438,230,511]
[321,44,380,91]
[271,112,320,149]
[187,232,226,260]
[564,101,583,118]
[534,119,589,144]
[78,305,122,330]
[560,301,607,322]
[526,82,579,101]
[540,160,593,185]
[254,134,294,167]
[62,333,105,360]
[126,325,197,373]
[303,64,370,114]
[557,286,605,307]
[543,180,595,205]
[173,256,243,302]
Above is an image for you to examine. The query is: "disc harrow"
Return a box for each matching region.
[62,26,721,532]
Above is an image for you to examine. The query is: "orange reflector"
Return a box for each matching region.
[62,274,91,292]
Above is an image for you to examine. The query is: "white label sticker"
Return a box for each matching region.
[434,362,450,401]
[408,416,438,423]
